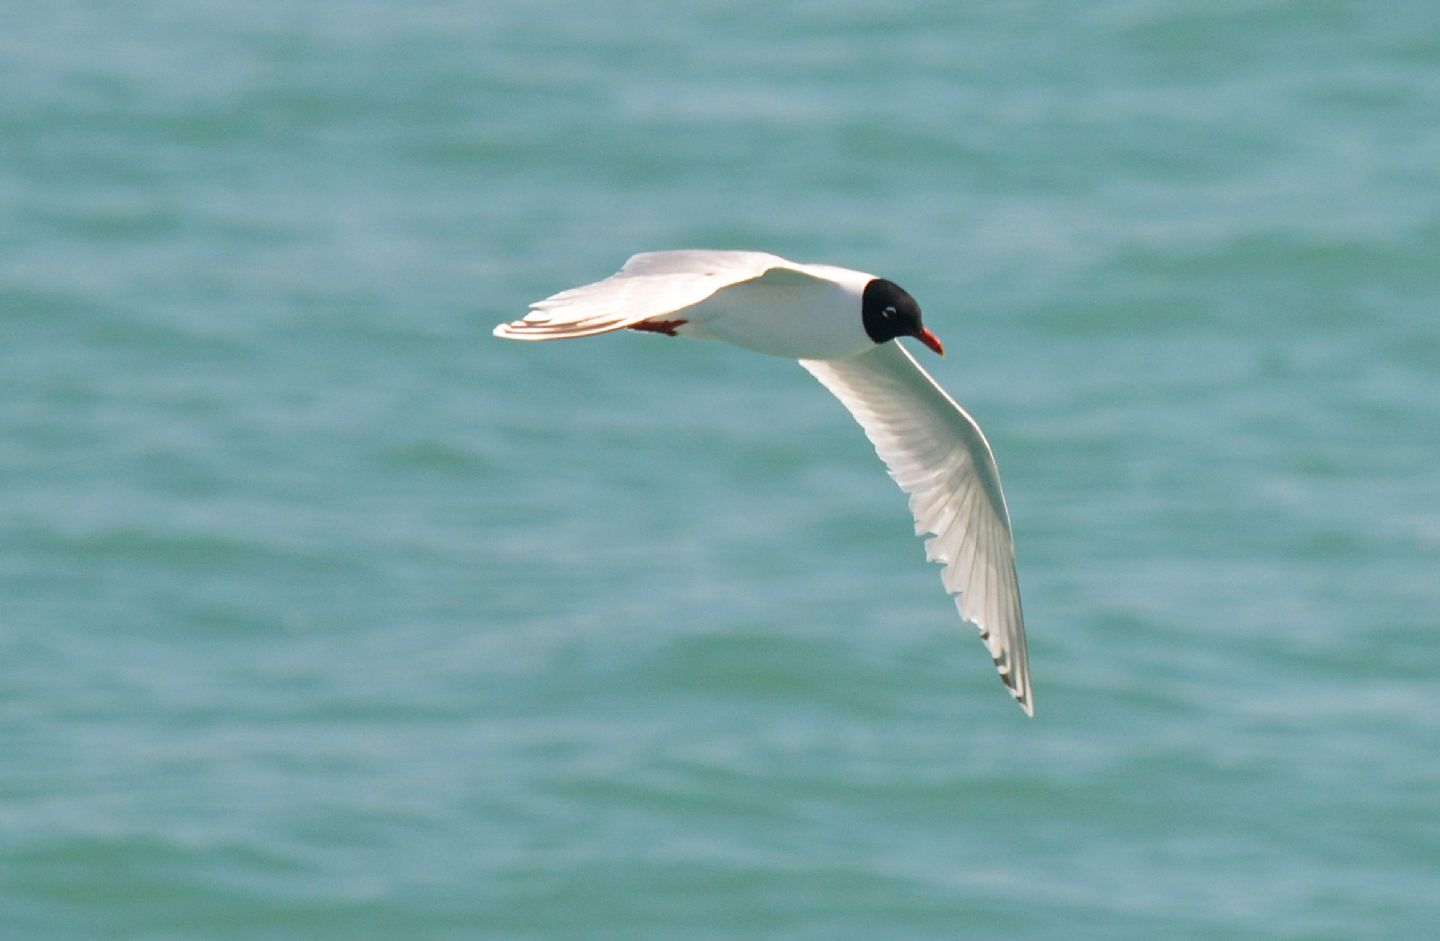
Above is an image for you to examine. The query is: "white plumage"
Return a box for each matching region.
[801,343,1030,714]
[495,250,1033,715]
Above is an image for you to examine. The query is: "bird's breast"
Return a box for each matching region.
[686,280,873,360]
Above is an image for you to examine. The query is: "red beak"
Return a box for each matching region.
[915,327,945,356]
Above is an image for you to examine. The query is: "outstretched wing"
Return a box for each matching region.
[494,250,792,341]
[800,342,1033,715]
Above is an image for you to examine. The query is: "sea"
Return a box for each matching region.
[3,2,1438,938]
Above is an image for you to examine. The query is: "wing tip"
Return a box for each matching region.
[999,666,1034,717]
[493,319,629,341]
[494,321,549,341]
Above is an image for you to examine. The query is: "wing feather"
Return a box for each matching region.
[494,251,792,341]
[800,342,1033,715]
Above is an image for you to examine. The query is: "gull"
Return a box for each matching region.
[495,250,1033,715]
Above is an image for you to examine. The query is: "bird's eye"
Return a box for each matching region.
[883,306,897,319]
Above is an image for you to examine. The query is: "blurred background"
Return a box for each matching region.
[3,1,1438,938]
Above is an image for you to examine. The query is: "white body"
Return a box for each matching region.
[678,264,874,359]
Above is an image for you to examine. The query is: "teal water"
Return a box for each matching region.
[4,2,1439,938]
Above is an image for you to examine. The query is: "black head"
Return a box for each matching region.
[861,278,944,355]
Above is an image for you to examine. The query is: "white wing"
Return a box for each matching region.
[800,342,1033,715]
[494,250,793,341]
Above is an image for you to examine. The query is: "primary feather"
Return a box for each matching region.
[494,251,789,341]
